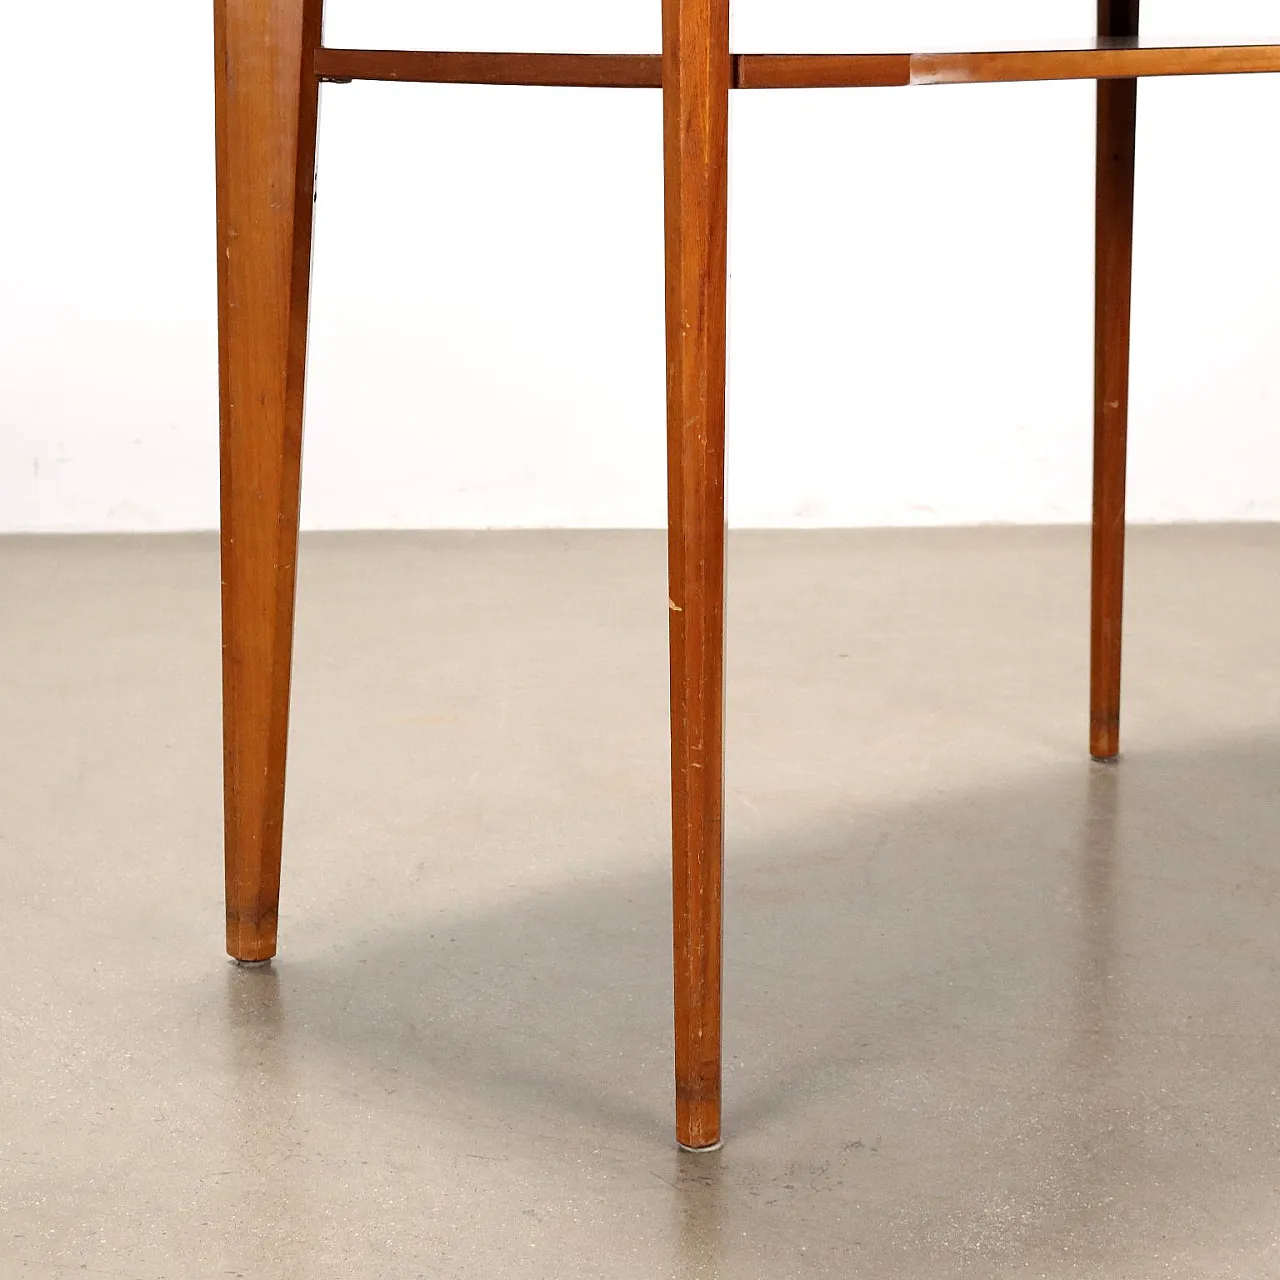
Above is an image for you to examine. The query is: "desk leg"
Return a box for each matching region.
[214,0,322,961]
[662,0,730,1150]
[1091,2,1139,762]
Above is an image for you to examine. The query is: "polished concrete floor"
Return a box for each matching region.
[3,527,1280,1278]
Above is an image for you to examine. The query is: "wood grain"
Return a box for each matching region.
[737,42,1280,90]
[663,0,730,1152]
[315,48,662,87]
[912,39,1278,84]
[215,0,322,961]
[314,43,1280,92]
[735,54,909,89]
[1091,1,1140,762]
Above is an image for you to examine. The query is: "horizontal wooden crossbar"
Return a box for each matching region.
[909,42,1280,86]
[314,49,662,88]
[315,41,1280,90]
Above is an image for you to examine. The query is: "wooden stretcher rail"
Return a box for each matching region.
[316,42,1280,90]
[744,44,1280,87]
[314,49,663,87]
[910,43,1280,86]
[738,54,908,89]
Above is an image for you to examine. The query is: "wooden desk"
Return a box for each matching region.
[213,1,1278,1151]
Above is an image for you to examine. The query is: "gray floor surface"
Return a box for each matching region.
[3,527,1280,1279]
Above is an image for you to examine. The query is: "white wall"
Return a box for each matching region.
[1,1,1277,532]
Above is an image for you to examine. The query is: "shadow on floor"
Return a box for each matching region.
[221,732,1280,1274]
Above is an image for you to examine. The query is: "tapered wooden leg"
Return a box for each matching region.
[1091,0,1140,762]
[214,0,322,961]
[662,0,730,1151]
